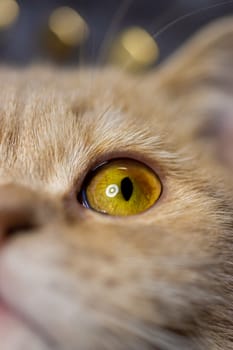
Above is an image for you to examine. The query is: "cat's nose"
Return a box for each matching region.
[0,184,56,242]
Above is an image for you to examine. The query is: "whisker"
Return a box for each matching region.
[77,36,88,70]
[152,1,233,40]
[97,0,233,116]
[96,0,134,65]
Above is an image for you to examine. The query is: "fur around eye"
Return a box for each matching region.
[78,158,162,216]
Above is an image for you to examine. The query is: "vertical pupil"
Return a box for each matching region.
[121,177,133,201]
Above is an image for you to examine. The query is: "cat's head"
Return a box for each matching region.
[0,16,232,350]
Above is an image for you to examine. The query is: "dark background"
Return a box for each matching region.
[1,0,233,65]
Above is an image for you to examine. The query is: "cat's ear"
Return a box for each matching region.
[154,16,233,169]
[157,16,233,88]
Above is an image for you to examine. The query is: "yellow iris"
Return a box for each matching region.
[80,159,162,216]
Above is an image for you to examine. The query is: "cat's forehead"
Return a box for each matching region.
[0,67,171,194]
[0,67,152,122]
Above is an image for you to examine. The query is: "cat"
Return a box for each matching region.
[0,15,232,350]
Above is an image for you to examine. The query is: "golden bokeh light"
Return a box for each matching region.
[49,7,89,47]
[109,26,159,72]
[0,0,19,29]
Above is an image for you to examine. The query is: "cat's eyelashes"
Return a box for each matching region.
[78,158,162,216]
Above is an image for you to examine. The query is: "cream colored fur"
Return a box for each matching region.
[0,16,232,350]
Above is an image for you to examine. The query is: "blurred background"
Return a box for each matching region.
[0,0,233,70]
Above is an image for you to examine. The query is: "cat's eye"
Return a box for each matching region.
[78,159,162,216]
